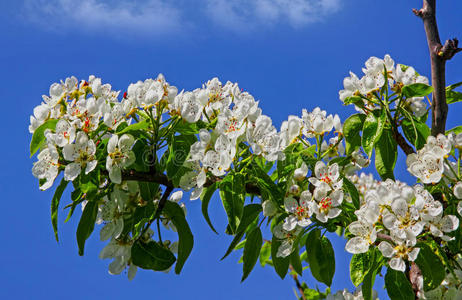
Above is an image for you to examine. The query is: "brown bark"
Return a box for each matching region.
[413,0,461,136]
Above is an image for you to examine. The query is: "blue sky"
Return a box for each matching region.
[1,0,462,299]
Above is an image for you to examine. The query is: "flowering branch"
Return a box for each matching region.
[413,0,461,136]
[118,169,261,195]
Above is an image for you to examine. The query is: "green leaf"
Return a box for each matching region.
[51,178,68,242]
[343,114,366,155]
[259,241,271,267]
[221,204,262,260]
[385,268,414,300]
[402,117,430,150]
[131,240,176,271]
[162,201,194,274]
[447,90,462,104]
[139,182,160,202]
[343,96,365,108]
[415,243,445,291]
[30,119,59,157]
[219,173,246,234]
[166,134,196,179]
[350,252,373,287]
[306,229,335,286]
[446,81,462,91]
[361,248,382,300]
[343,177,360,210]
[361,110,385,158]
[375,128,397,180]
[241,227,263,282]
[290,246,303,276]
[76,200,99,256]
[251,161,283,203]
[447,125,462,135]
[200,182,219,234]
[402,83,434,98]
[117,119,150,134]
[271,236,290,279]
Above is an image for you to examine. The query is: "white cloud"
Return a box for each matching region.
[21,0,341,36]
[22,0,184,36]
[205,0,341,31]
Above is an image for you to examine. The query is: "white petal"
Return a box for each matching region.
[389,258,406,272]
[109,257,126,275]
[107,135,118,153]
[378,241,395,258]
[345,237,369,254]
[64,163,81,181]
[85,160,97,174]
[408,248,420,261]
[100,223,114,241]
[284,197,298,213]
[109,166,122,184]
[282,216,297,231]
[441,215,459,232]
[127,264,137,281]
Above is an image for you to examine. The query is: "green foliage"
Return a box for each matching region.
[166,134,196,179]
[271,236,290,279]
[131,240,176,271]
[305,229,335,286]
[401,117,431,150]
[200,182,219,234]
[415,243,445,291]
[402,83,434,98]
[51,178,68,242]
[385,269,414,300]
[76,200,99,256]
[30,119,58,156]
[162,201,194,274]
[350,251,373,287]
[219,173,246,234]
[343,113,366,155]
[375,127,397,180]
[361,110,385,158]
[221,204,262,260]
[241,227,263,281]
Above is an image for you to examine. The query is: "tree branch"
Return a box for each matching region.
[393,129,415,155]
[118,169,261,195]
[413,0,461,136]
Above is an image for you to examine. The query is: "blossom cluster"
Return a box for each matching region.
[176,77,343,200]
[339,54,429,117]
[345,175,459,272]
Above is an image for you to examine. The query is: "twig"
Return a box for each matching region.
[289,265,307,300]
[413,0,461,136]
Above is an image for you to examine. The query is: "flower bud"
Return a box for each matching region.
[262,200,277,217]
[454,182,462,199]
[289,184,300,195]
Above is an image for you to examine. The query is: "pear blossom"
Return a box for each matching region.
[293,162,308,181]
[378,239,420,272]
[454,182,462,199]
[262,200,277,217]
[62,132,97,181]
[345,221,377,254]
[309,161,342,191]
[282,192,314,231]
[273,224,302,258]
[302,107,334,137]
[106,134,136,184]
[32,145,60,190]
[99,194,125,241]
[312,187,343,223]
[99,238,136,279]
